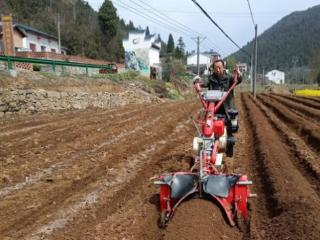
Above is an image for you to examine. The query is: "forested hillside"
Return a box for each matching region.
[0,0,138,62]
[230,4,320,74]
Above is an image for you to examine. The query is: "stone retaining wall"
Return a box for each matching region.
[0,88,160,117]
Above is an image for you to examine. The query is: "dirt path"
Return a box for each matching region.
[1,93,319,240]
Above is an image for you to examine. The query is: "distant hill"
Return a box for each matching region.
[0,0,139,62]
[230,4,320,73]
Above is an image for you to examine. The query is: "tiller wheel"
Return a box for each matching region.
[154,67,255,229]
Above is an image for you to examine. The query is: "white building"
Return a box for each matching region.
[187,51,221,75]
[187,53,211,66]
[237,62,248,75]
[122,30,161,76]
[14,24,64,53]
[265,70,285,84]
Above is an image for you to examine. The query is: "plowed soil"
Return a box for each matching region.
[1,93,320,240]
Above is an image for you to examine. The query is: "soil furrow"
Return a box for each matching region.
[0,102,187,188]
[257,95,320,153]
[253,95,320,196]
[242,93,320,240]
[278,94,320,109]
[265,94,320,124]
[0,102,196,239]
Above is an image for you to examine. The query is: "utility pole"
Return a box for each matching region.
[57,13,61,54]
[292,56,299,84]
[250,47,254,92]
[262,67,265,85]
[253,24,258,99]
[192,36,206,76]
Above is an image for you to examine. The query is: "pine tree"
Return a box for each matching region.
[175,36,185,59]
[157,34,167,57]
[145,26,150,36]
[167,34,175,54]
[127,20,135,31]
[98,0,118,39]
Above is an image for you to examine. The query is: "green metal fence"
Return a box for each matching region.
[0,55,112,74]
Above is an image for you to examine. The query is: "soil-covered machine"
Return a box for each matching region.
[154,68,254,229]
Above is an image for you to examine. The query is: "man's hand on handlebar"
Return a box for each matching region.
[193,75,201,83]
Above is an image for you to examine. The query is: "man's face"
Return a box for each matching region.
[213,61,224,77]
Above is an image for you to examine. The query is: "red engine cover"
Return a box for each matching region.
[213,120,225,136]
[203,116,214,137]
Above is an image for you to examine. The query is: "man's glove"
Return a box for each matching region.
[193,75,201,84]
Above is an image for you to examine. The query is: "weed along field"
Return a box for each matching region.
[1,83,320,239]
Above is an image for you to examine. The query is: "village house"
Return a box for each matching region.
[187,50,221,75]
[265,69,285,84]
[122,29,161,77]
[0,22,66,54]
[237,62,248,75]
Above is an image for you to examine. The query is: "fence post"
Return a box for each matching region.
[85,65,88,75]
[7,56,13,70]
[52,61,56,72]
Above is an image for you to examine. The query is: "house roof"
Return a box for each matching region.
[187,53,211,58]
[151,43,160,50]
[14,23,58,40]
[145,33,155,41]
[267,69,285,74]
[0,23,27,37]
[129,29,145,34]
[187,51,221,58]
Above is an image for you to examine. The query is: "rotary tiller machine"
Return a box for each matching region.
[154,68,254,229]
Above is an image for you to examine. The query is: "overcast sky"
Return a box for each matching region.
[87,0,319,57]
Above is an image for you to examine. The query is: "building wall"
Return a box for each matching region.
[13,29,24,49]
[149,48,160,66]
[24,32,59,53]
[187,54,211,66]
[123,31,160,77]
[266,70,285,84]
[238,63,248,74]
[123,32,155,51]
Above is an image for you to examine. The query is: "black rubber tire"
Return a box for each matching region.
[159,211,168,228]
[236,210,248,233]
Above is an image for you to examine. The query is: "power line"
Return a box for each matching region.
[126,0,196,37]
[114,0,226,56]
[114,0,194,38]
[246,0,255,27]
[133,0,228,56]
[204,38,227,57]
[114,0,227,57]
[134,0,205,38]
[191,0,250,57]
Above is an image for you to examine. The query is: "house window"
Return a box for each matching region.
[29,43,36,52]
[41,46,46,52]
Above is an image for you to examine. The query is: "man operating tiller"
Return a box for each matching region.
[194,59,242,157]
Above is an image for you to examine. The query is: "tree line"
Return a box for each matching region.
[0,0,137,62]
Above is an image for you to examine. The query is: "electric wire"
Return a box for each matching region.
[114,0,227,57]
[191,0,250,57]
[246,0,255,27]
[134,0,205,38]
[114,0,194,38]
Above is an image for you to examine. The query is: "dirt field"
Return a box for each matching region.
[1,93,320,240]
